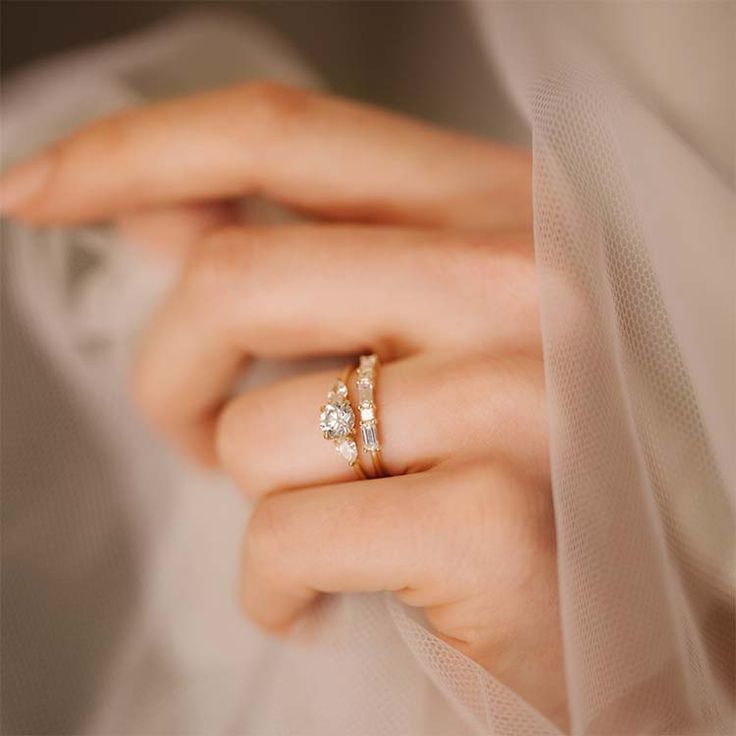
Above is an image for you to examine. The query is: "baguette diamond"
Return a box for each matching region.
[359,403,375,422]
[356,354,381,454]
[361,423,380,452]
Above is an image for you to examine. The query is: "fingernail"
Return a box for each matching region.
[0,153,53,215]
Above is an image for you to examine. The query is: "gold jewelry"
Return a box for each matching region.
[356,354,385,478]
[319,366,368,480]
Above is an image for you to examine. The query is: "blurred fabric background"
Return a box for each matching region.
[1,0,526,143]
[3,3,732,735]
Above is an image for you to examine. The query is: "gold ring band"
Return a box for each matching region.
[319,365,368,479]
[356,354,385,478]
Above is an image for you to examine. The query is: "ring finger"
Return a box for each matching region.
[215,351,547,499]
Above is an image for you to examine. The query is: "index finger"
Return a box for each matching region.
[0,82,531,230]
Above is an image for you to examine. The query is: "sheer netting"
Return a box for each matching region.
[474,3,735,733]
[1,5,734,736]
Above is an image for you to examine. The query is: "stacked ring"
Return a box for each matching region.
[319,366,368,480]
[356,354,386,478]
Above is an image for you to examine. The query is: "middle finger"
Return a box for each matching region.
[133,224,539,462]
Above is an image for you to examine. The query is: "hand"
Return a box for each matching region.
[0,82,567,727]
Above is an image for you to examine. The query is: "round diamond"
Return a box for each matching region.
[319,400,355,440]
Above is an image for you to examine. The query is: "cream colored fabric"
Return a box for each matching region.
[2,6,733,735]
[471,2,735,732]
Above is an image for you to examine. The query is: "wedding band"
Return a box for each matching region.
[319,366,368,480]
[356,354,386,478]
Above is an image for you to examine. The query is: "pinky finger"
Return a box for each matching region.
[240,471,439,634]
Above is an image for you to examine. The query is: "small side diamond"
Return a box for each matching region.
[328,380,349,402]
[335,438,358,465]
[360,403,375,422]
[357,378,373,405]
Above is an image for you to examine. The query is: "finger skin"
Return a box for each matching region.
[0,82,531,230]
[240,459,558,668]
[240,461,566,726]
[132,225,540,463]
[240,468,449,633]
[117,201,238,256]
[215,353,548,499]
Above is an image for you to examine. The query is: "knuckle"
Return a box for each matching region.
[215,394,272,498]
[462,460,553,557]
[239,498,299,636]
[447,460,499,526]
[239,81,312,128]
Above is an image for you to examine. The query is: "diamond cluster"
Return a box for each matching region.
[357,354,381,453]
[319,379,358,465]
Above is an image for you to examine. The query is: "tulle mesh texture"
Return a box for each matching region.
[531,73,734,733]
[2,6,734,736]
[472,4,735,730]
